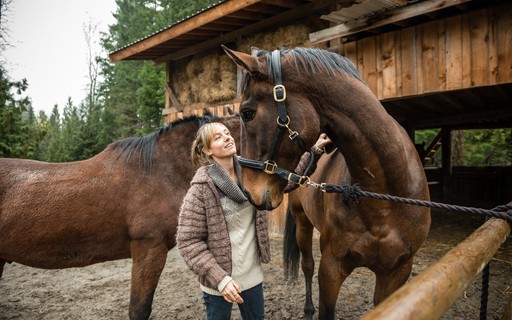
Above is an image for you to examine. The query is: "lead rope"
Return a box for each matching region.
[310,182,512,222]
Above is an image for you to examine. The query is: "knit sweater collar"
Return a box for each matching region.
[207,156,247,203]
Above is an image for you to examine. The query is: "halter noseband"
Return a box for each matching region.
[238,50,316,187]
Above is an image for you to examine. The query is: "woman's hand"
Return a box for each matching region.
[312,133,332,154]
[221,279,244,304]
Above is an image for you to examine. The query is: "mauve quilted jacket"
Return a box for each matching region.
[176,165,270,290]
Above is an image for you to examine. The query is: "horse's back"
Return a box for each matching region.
[0,155,136,268]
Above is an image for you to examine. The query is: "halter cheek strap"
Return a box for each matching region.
[237,49,315,187]
[265,50,288,172]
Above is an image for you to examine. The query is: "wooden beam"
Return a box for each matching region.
[309,0,473,44]
[165,82,183,112]
[361,216,511,320]
[503,294,512,320]
[154,1,330,63]
[441,128,452,178]
[260,0,307,9]
[109,0,262,63]
[411,109,512,129]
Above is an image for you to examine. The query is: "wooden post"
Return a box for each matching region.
[503,294,512,320]
[361,217,511,320]
[441,128,452,202]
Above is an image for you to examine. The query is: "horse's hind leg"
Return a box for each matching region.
[373,256,413,305]
[295,213,316,320]
[129,241,169,320]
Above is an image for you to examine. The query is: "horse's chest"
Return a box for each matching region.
[337,227,409,270]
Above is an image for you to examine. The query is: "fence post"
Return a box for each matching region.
[503,294,512,320]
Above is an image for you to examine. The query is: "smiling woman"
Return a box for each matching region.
[177,121,270,320]
[193,123,238,172]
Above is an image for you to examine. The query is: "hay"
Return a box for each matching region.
[239,23,312,52]
[168,22,321,110]
[170,51,236,106]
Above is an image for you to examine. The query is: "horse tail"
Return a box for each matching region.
[283,205,300,281]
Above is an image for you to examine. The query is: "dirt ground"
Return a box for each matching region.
[1,209,511,320]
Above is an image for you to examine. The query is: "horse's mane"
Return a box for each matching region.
[109,114,211,172]
[239,47,364,94]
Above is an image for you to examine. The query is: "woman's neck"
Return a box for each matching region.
[213,156,237,182]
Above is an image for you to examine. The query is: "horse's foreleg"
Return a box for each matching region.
[296,215,315,320]
[129,241,169,320]
[373,257,413,305]
[0,259,5,278]
[318,244,347,320]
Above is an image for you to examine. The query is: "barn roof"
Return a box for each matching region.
[109,0,348,64]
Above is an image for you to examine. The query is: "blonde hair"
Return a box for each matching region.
[191,122,229,167]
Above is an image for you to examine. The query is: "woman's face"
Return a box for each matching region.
[204,124,237,161]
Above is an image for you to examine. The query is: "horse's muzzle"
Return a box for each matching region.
[258,189,282,211]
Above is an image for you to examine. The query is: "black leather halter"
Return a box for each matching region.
[237,50,316,187]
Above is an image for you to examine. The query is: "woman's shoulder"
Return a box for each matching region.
[191,165,213,184]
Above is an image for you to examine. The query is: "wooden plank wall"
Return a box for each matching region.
[163,103,239,124]
[342,4,512,100]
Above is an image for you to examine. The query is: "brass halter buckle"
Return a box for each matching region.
[298,176,310,187]
[273,84,286,102]
[263,160,277,174]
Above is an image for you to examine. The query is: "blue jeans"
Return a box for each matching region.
[203,283,264,320]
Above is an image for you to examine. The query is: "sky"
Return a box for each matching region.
[3,0,117,115]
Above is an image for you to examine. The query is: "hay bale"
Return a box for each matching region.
[168,21,327,112]
[239,23,312,52]
[170,50,236,107]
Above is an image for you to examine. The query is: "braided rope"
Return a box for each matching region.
[322,184,512,223]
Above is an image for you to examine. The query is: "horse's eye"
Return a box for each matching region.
[240,110,256,122]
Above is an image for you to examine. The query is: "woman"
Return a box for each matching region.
[176,122,330,320]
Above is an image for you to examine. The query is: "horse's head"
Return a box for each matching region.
[223,46,321,210]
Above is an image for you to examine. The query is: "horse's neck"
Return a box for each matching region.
[322,83,414,192]
[156,123,198,159]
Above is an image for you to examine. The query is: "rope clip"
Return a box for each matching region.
[306,180,326,192]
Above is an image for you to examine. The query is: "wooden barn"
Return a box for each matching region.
[109,0,512,235]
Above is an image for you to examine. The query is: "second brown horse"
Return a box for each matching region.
[0,112,239,319]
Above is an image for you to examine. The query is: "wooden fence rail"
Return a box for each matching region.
[362,216,511,320]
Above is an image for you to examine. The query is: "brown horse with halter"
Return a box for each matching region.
[223,46,431,319]
[0,112,239,320]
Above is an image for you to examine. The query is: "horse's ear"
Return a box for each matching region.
[222,45,259,75]
[203,108,213,117]
[250,46,260,56]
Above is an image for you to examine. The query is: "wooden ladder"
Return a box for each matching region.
[423,132,442,165]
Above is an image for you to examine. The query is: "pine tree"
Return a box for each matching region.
[42,105,63,162]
